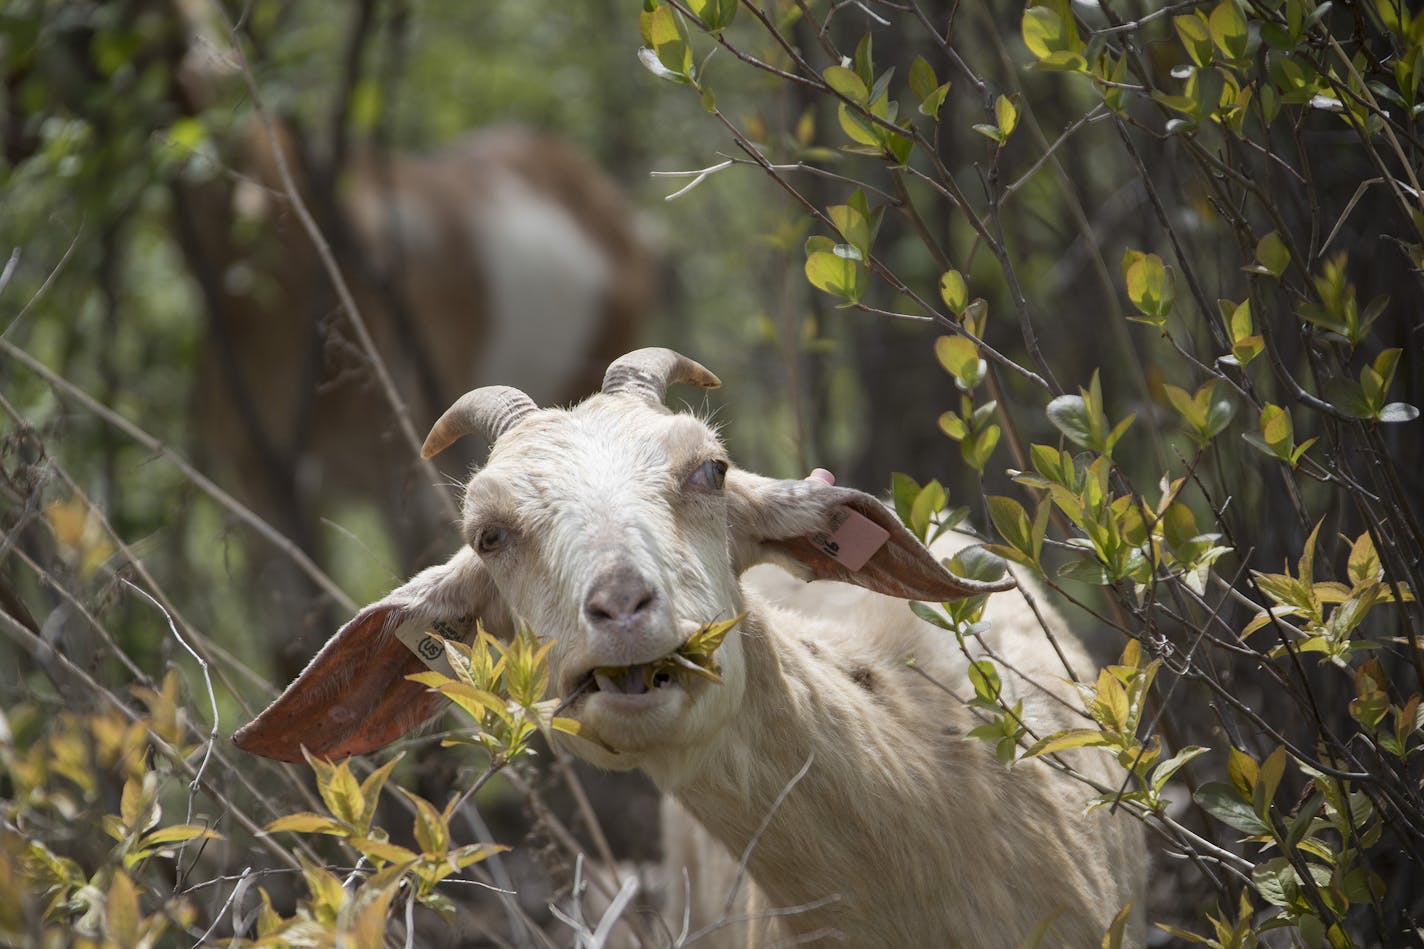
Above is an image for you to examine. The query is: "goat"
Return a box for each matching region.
[234,348,1147,947]
[176,121,651,571]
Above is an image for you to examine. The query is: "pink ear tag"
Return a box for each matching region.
[393,617,461,677]
[809,507,890,571]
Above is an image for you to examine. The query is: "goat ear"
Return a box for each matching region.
[726,471,1014,601]
[233,549,504,762]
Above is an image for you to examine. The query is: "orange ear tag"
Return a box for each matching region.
[809,508,890,571]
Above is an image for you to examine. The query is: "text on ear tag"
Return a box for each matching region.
[809,508,890,571]
[393,617,467,677]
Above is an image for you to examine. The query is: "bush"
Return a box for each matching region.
[2,0,1422,945]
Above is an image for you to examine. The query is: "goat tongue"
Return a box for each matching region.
[594,665,649,695]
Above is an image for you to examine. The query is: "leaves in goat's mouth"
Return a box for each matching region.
[590,613,745,692]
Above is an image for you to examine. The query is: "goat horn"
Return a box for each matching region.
[420,386,538,459]
[601,348,721,403]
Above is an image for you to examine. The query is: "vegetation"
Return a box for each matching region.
[2,0,1423,945]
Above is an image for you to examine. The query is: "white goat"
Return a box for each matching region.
[235,348,1146,947]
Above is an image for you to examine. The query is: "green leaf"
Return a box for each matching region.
[350,836,419,866]
[1209,0,1249,60]
[935,335,984,390]
[139,824,222,848]
[804,250,866,302]
[1101,903,1134,949]
[1195,782,1271,834]
[1021,6,1061,59]
[939,270,968,313]
[891,472,921,526]
[1023,728,1113,757]
[686,0,737,31]
[987,495,1034,559]
[909,480,946,541]
[1255,745,1287,817]
[106,872,141,947]
[1173,12,1215,67]
[1254,231,1291,278]
[1123,250,1175,318]
[967,659,1002,704]
[1150,746,1208,792]
[824,65,869,104]
[994,95,1019,138]
[265,812,349,836]
[1047,394,1093,448]
[645,5,692,77]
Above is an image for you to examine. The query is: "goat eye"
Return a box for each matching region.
[688,459,728,491]
[476,526,510,553]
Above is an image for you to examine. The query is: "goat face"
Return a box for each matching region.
[463,399,750,767]
[232,349,1012,771]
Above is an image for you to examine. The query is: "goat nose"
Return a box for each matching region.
[584,565,658,630]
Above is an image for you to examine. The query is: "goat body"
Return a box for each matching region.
[234,349,1145,947]
[177,121,650,569]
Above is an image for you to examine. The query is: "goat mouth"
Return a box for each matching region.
[562,613,745,708]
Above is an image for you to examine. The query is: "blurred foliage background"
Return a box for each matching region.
[2,0,1423,944]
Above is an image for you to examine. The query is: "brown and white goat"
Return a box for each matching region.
[177,120,651,575]
[234,348,1146,947]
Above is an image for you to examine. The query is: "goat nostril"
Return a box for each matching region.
[584,571,658,628]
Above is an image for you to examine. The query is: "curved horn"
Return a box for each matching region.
[421,386,538,459]
[601,348,721,403]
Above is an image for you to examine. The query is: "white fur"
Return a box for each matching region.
[447,392,1147,946]
[468,174,615,407]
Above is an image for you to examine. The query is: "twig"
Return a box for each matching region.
[0,338,355,612]
[0,224,82,342]
[121,579,219,826]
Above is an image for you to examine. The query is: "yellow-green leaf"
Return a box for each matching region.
[1023,728,1113,757]
[265,812,349,836]
[106,871,141,947]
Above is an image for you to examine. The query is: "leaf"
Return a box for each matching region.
[1227,747,1259,799]
[647,5,691,75]
[1255,745,1287,817]
[358,753,403,835]
[140,824,222,848]
[400,789,449,855]
[939,270,967,313]
[891,472,922,525]
[967,659,1002,704]
[265,812,349,836]
[1023,728,1112,757]
[1173,12,1214,67]
[1047,394,1093,448]
[828,203,870,257]
[1254,231,1291,277]
[1209,0,1249,59]
[1195,782,1271,834]
[987,495,1034,560]
[350,836,419,866]
[1101,903,1134,949]
[804,249,866,302]
[105,871,141,947]
[823,65,869,104]
[320,768,363,833]
[935,336,984,390]
[1150,746,1208,792]
[909,480,946,541]
[1123,251,1174,318]
[994,95,1019,138]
